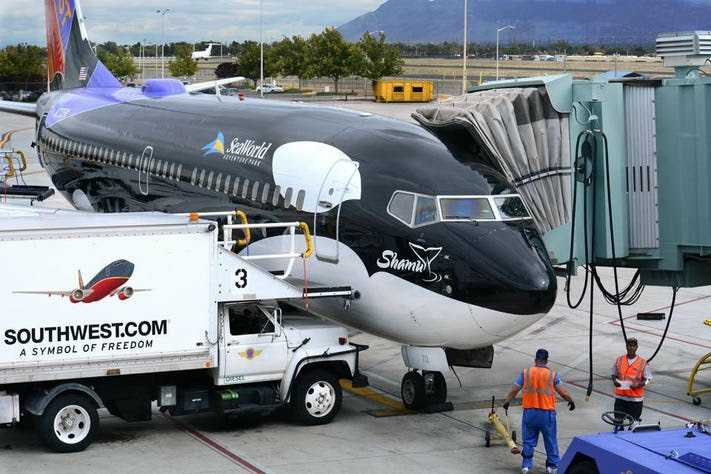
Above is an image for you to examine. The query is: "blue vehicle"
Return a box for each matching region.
[560,413,711,473]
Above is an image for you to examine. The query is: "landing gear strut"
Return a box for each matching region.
[400,370,452,412]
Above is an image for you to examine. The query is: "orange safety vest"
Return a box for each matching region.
[521,366,557,411]
[615,355,647,399]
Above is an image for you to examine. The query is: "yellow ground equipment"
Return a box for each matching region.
[687,321,711,405]
[485,396,521,454]
[374,80,433,103]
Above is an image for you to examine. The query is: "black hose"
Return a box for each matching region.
[587,133,598,400]
[647,287,679,363]
[566,131,591,309]
[598,132,628,343]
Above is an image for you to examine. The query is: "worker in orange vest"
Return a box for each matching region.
[611,338,652,422]
[503,349,575,474]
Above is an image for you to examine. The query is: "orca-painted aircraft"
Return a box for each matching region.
[0,0,557,408]
[13,259,149,303]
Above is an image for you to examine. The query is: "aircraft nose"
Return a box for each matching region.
[451,223,557,315]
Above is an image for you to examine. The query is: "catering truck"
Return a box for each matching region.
[0,206,366,452]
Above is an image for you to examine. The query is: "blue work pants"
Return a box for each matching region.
[521,408,559,470]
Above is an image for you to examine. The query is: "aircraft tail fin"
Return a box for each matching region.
[78,269,84,289]
[44,0,121,91]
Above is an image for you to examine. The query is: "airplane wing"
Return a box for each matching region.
[0,101,38,117]
[185,77,247,94]
[13,290,74,297]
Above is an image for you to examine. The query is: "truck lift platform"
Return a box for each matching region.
[560,423,711,473]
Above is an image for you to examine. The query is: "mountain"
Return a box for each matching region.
[338,0,711,45]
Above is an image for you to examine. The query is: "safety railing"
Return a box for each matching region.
[180,210,314,280]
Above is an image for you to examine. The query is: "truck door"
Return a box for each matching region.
[313,160,360,263]
[222,304,288,384]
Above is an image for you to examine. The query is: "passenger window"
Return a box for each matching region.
[190,168,197,185]
[228,305,274,336]
[296,190,306,211]
[223,175,231,193]
[388,192,415,225]
[241,179,250,199]
[162,160,169,176]
[251,181,260,201]
[283,187,293,208]
[232,177,241,196]
[261,183,270,204]
[272,185,281,206]
[215,173,222,190]
[152,159,160,174]
[169,163,176,180]
[176,164,183,181]
[414,196,438,226]
[207,171,214,189]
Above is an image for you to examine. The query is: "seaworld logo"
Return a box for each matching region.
[202,131,273,166]
[377,243,443,283]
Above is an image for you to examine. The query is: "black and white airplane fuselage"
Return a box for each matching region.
[34,88,556,350]
[1,0,557,408]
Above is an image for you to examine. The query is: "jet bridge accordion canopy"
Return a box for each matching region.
[414,87,572,235]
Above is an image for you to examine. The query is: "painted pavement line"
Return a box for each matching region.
[162,412,268,474]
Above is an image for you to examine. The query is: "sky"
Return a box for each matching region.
[0,0,384,47]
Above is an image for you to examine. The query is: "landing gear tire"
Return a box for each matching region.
[292,369,342,426]
[401,371,426,410]
[38,393,99,453]
[693,397,702,406]
[424,371,447,405]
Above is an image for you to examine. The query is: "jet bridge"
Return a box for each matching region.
[416,31,711,288]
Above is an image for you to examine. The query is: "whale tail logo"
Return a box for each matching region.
[408,243,443,283]
[202,131,225,156]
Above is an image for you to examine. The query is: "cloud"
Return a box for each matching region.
[0,0,384,46]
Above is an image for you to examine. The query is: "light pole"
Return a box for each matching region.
[462,0,468,95]
[156,9,170,78]
[259,0,264,98]
[496,25,515,81]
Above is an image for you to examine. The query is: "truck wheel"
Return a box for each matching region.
[38,393,99,453]
[293,370,342,425]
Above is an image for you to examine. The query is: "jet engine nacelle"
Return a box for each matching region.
[71,288,88,302]
[117,287,134,301]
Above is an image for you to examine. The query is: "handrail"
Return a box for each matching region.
[178,210,314,279]
[2,155,16,179]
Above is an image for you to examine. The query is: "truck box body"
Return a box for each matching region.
[0,209,217,384]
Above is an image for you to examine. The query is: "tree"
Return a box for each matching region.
[307,28,360,94]
[169,43,198,78]
[356,32,403,84]
[0,44,46,89]
[270,35,311,90]
[237,41,274,85]
[97,48,137,81]
[215,62,239,79]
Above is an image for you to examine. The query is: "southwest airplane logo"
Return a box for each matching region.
[13,259,150,304]
[202,131,225,156]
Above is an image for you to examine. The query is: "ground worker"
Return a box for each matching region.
[612,338,652,422]
[503,349,575,474]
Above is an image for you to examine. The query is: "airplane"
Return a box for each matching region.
[0,0,557,409]
[13,259,149,304]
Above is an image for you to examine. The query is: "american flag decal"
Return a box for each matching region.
[78,66,88,81]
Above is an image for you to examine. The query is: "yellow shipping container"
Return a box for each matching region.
[374,80,434,103]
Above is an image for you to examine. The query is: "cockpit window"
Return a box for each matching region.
[494,196,531,220]
[414,195,438,226]
[388,190,532,228]
[439,197,495,221]
[388,191,415,225]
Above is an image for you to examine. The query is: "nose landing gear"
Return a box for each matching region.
[400,370,452,412]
